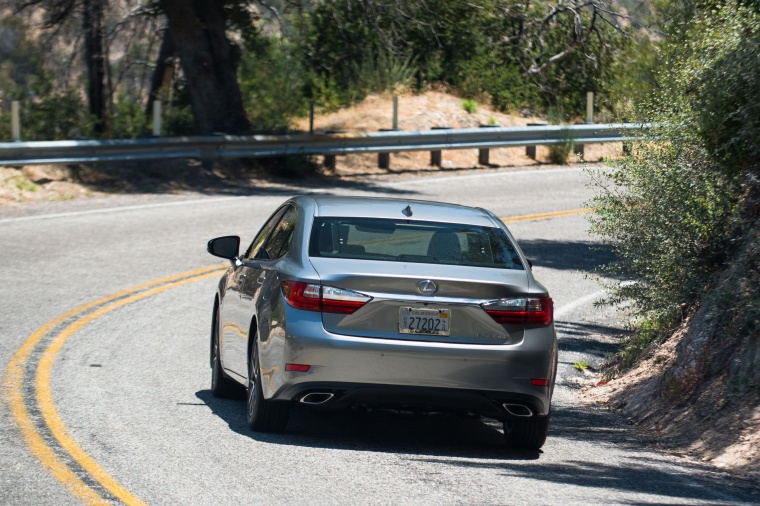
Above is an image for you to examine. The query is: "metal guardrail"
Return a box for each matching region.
[0,123,645,166]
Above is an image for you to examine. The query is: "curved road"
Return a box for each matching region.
[1,167,757,505]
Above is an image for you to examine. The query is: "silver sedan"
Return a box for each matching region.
[207,196,557,449]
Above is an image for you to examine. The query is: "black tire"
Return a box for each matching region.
[504,415,550,450]
[211,308,243,399]
[246,337,290,433]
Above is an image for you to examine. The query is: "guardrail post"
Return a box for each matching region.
[323,155,336,172]
[11,101,20,141]
[525,122,547,159]
[378,128,397,170]
[430,126,451,166]
[478,148,489,165]
[478,124,498,165]
[309,101,315,134]
[152,101,162,137]
[586,92,594,124]
[575,120,586,159]
[392,96,398,130]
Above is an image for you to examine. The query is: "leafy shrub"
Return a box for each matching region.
[547,129,575,164]
[110,92,149,139]
[546,106,574,164]
[19,89,94,140]
[461,99,478,114]
[587,1,757,370]
[238,40,310,133]
[353,46,418,95]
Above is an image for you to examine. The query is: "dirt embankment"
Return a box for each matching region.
[584,212,760,484]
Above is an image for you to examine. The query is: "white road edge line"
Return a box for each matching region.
[0,196,247,224]
[383,166,582,187]
[554,289,607,320]
[0,166,584,224]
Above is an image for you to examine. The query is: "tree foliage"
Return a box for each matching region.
[587,0,760,370]
[295,0,630,117]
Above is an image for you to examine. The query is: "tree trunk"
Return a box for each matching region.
[159,0,251,135]
[145,28,176,118]
[82,0,108,134]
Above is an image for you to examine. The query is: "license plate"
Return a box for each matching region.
[399,307,450,336]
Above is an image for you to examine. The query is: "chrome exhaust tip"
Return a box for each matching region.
[503,403,533,417]
[299,392,335,405]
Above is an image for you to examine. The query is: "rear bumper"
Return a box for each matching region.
[259,310,557,417]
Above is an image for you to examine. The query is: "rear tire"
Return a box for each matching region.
[211,308,243,399]
[504,414,550,450]
[247,337,290,433]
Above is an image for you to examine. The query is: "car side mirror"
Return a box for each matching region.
[207,236,240,260]
[527,258,533,269]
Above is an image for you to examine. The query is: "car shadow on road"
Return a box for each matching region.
[195,389,760,502]
[519,239,617,272]
[195,389,539,461]
[556,321,628,357]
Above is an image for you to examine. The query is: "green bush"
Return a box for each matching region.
[461,99,478,114]
[238,40,310,133]
[587,1,757,371]
[20,89,94,140]
[353,46,417,95]
[110,92,150,139]
[546,106,574,164]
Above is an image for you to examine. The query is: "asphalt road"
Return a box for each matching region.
[1,167,758,505]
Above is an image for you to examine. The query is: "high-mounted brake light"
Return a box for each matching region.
[482,296,553,326]
[281,281,371,315]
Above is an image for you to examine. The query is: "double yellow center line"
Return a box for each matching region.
[3,265,226,506]
[3,207,588,505]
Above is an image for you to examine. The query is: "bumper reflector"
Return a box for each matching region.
[285,363,310,372]
[530,378,549,386]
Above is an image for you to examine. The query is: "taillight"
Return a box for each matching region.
[482,296,553,326]
[281,281,371,315]
[321,285,371,314]
[281,281,321,311]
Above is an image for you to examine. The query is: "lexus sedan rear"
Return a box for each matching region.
[207,196,557,449]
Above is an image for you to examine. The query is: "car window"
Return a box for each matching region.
[244,206,288,260]
[309,217,524,270]
[260,205,297,260]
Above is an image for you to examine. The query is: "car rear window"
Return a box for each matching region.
[309,217,525,270]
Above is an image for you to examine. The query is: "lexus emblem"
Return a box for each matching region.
[417,280,438,295]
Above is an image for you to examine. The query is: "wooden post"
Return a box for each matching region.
[478,149,489,165]
[323,155,336,172]
[392,96,398,130]
[309,101,314,134]
[478,124,498,166]
[586,92,594,124]
[11,101,20,141]
[430,126,450,167]
[525,122,547,159]
[152,101,162,137]
[378,152,390,169]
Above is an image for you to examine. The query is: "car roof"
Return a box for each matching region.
[291,195,500,227]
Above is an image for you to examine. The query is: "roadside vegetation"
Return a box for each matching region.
[586,0,760,475]
[0,0,657,141]
[588,0,759,384]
